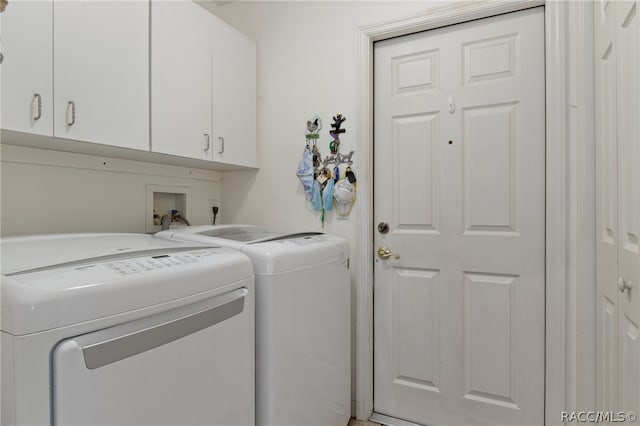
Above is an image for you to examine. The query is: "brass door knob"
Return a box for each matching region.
[377,246,400,260]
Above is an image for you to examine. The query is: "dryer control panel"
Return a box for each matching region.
[105,251,214,276]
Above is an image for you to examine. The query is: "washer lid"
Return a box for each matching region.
[157,226,347,274]
[170,224,322,244]
[1,234,253,335]
[241,234,350,274]
[194,225,283,243]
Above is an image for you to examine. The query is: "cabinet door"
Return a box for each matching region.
[151,1,213,160]
[212,16,257,167]
[1,0,53,135]
[53,1,149,150]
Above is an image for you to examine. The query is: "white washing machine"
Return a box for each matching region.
[156,225,351,426]
[1,233,255,426]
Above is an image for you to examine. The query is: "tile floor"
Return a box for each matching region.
[348,419,381,426]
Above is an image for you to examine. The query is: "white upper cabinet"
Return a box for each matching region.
[151,1,257,167]
[53,1,149,150]
[2,0,255,169]
[211,15,257,168]
[1,1,54,136]
[151,1,213,161]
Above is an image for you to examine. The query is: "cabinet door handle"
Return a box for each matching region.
[203,133,211,152]
[218,136,224,154]
[33,93,42,121]
[67,101,76,126]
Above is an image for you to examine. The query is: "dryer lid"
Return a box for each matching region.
[1,234,253,335]
[1,233,211,275]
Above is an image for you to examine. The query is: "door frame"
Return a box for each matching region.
[355,1,568,424]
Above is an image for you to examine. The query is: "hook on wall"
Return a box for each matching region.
[321,150,354,168]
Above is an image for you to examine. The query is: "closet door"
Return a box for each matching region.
[595,0,620,412]
[595,0,640,414]
[615,0,640,414]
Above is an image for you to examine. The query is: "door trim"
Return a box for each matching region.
[355,1,568,424]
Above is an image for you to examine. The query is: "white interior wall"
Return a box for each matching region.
[211,1,441,233]
[208,1,440,413]
[0,1,597,418]
[0,145,222,236]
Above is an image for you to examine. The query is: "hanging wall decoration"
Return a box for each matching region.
[296,114,356,227]
[296,116,322,201]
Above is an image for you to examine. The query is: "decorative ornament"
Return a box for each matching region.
[329,113,346,154]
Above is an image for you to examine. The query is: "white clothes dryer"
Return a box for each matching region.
[1,233,255,426]
[156,225,351,426]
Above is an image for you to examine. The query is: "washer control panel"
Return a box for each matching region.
[276,235,329,247]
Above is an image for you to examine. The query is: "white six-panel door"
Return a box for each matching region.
[595,0,640,418]
[373,8,545,425]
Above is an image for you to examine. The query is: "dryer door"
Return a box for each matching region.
[52,287,254,426]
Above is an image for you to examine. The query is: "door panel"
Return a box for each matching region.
[462,34,517,85]
[392,268,441,391]
[617,1,639,255]
[599,41,618,247]
[463,272,519,409]
[601,296,618,412]
[392,114,440,231]
[620,315,640,413]
[462,103,517,233]
[374,8,545,426]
